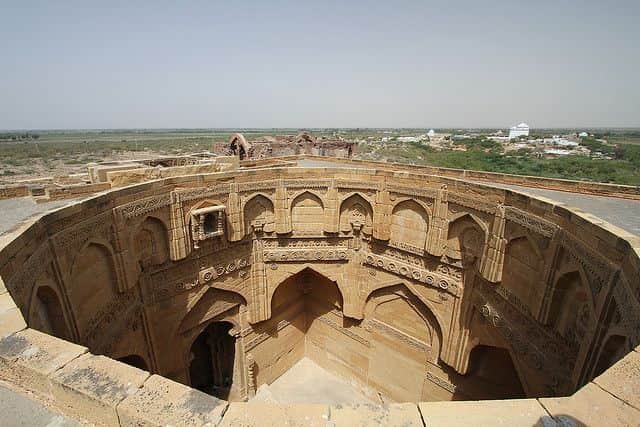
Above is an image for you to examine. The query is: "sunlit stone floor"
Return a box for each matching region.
[250,358,376,405]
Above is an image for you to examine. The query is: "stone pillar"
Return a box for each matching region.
[479,204,507,283]
[245,353,257,399]
[226,184,243,242]
[373,187,391,241]
[274,181,291,234]
[425,184,449,256]
[249,238,269,323]
[111,212,133,292]
[169,191,190,260]
[323,182,339,233]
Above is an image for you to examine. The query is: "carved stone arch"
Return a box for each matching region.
[228,133,252,160]
[27,273,73,341]
[267,264,345,313]
[446,212,488,265]
[178,288,246,335]
[287,189,325,210]
[390,197,433,218]
[242,193,275,235]
[593,333,629,377]
[339,193,374,234]
[132,215,170,268]
[68,238,117,284]
[501,234,546,312]
[464,342,528,398]
[364,279,448,356]
[390,199,430,250]
[290,191,324,234]
[545,268,595,344]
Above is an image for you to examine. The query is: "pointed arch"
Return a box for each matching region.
[339,193,373,234]
[243,194,275,235]
[502,235,545,310]
[446,213,487,263]
[390,199,430,250]
[28,282,72,341]
[178,288,246,334]
[290,191,324,234]
[133,216,170,268]
[547,270,590,338]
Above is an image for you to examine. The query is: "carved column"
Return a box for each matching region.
[373,186,391,241]
[226,184,243,242]
[169,191,190,260]
[425,184,449,256]
[323,182,339,233]
[249,238,269,323]
[245,353,257,398]
[479,204,507,283]
[110,212,133,292]
[274,180,291,234]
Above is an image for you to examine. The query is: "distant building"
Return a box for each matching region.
[579,132,589,138]
[509,123,530,140]
[427,129,435,138]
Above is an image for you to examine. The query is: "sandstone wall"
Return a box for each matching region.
[0,165,639,425]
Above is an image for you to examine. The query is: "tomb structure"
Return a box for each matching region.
[0,156,639,426]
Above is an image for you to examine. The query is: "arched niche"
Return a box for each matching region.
[133,216,169,269]
[593,334,628,378]
[178,288,246,335]
[547,270,590,338]
[502,235,544,311]
[29,282,71,341]
[365,284,443,401]
[390,200,430,250]
[243,194,275,235]
[446,213,487,266]
[117,354,148,371]
[339,193,373,235]
[271,267,343,319]
[188,321,236,399]
[290,192,324,234]
[465,345,526,399]
[69,241,118,335]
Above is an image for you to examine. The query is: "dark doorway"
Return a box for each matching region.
[118,354,148,371]
[466,345,526,399]
[189,321,235,399]
[34,286,71,340]
[593,335,627,378]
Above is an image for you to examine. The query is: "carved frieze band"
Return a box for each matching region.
[52,210,113,251]
[366,319,430,353]
[504,206,558,238]
[386,184,437,199]
[174,184,231,203]
[117,194,172,220]
[447,192,496,214]
[315,312,371,347]
[6,243,53,302]
[425,371,458,393]
[264,248,349,262]
[364,253,460,296]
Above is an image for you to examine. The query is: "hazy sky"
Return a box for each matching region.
[1,1,638,129]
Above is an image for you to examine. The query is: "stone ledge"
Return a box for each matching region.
[329,403,423,426]
[219,402,329,427]
[0,307,27,339]
[418,399,551,426]
[49,353,149,427]
[117,374,227,427]
[593,349,640,411]
[539,382,640,427]
[0,328,87,397]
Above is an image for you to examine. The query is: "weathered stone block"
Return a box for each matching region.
[220,402,329,427]
[330,403,423,426]
[0,328,87,396]
[49,354,149,427]
[539,383,640,427]
[0,307,27,339]
[419,399,550,426]
[118,374,227,426]
[593,349,640,410]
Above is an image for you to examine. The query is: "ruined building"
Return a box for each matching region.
[214,132,357,160]
[0,155,639,426]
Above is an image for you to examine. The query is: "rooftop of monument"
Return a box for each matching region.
[0,156,639,426]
